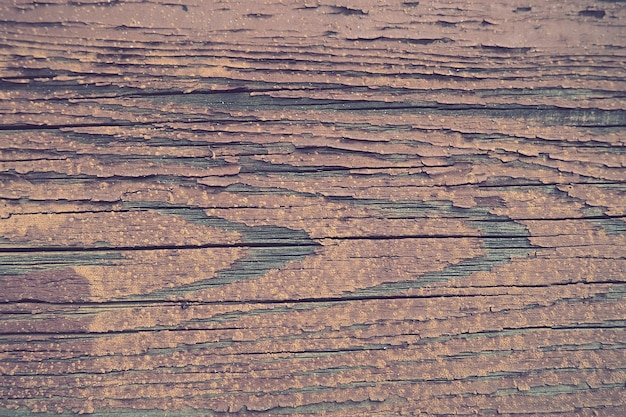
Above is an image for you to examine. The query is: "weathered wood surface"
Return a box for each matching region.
[1,0,625,415]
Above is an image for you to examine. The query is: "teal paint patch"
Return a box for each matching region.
[151,206,317,246]
[0,251,124,276]
[120,205,319,299]
[495,382,623,397]
[334,199,536,298]
[607,285,626,300]
[147,245,317,299]
[139,88,626,127]
[587,217,626,236]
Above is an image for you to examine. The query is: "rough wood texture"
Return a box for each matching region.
[1,0,625,415]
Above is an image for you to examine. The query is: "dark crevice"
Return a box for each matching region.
[349,36,453,45]
[578,9,606,19]
[0,234,540,254]
[6,208,622,224]
[478,214,626,222]
[327,6,368,16]
[325,234,527,240]
[3,279,622,309]
[118,85,352,99]
[3,208,128,218]
[472,180,626,188]
[576,123,626,128]
[0,117,262,131]
[0,240,321,253]
[2,321,623,338]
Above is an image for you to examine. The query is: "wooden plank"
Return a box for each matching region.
[1,0,625,415]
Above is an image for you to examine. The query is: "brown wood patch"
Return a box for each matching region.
[1,0,625,415]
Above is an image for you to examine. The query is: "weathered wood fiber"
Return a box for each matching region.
[1,0,625,415]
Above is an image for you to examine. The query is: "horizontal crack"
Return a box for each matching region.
[3,280,621,309]
[0,117,261,131]
[0,241,320,253]
[0,233,537,253]
[1,321,622,338]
